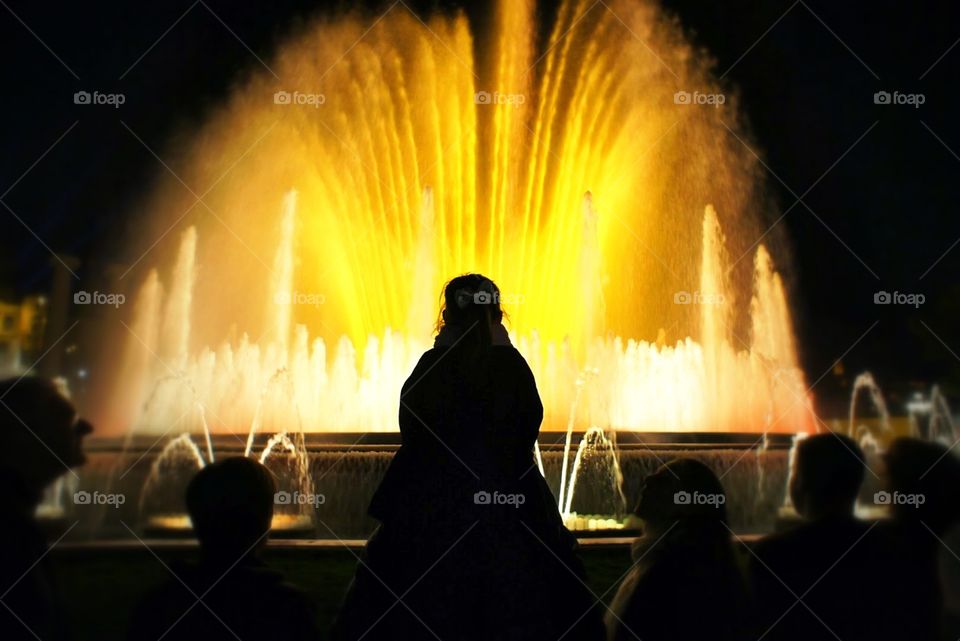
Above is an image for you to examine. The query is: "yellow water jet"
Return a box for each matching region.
[95,0,815,435]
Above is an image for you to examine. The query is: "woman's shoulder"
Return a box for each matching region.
[490,344,525,358]
[492,346,537,380]
[406,346,533,384]
[418,344,526,360]
[457,345,531,367]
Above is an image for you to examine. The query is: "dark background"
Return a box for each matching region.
[1,0,958,414]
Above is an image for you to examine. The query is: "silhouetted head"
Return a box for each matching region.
[435,273,507,352]
[635,458,728,532]
[883,437,960,533]
[789,433,864,520]
[186,457,276,562]
[0,377,92,501]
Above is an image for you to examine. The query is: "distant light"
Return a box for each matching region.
[906,392,931,415]
[77,368,88,380]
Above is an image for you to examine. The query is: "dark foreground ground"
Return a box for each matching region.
[54,541,641,641]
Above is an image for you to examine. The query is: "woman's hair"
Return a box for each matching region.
[435,273,508,354]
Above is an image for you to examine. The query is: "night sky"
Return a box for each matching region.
[1,0,958,413]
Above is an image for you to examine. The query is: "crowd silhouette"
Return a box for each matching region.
[126,457,319,641]
[2,273,960,641]
[605,458,750,641]
[0,377,92,641]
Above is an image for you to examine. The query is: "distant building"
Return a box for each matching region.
[0,296,48,374]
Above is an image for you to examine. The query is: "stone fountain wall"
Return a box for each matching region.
[56,443,789,540]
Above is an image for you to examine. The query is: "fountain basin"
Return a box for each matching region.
[142,514,316,539]
[54,432,794,540]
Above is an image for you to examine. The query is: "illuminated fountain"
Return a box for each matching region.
[90,0,814,438]
[848,371,892,447]
[71,0,824,537]
[908,386,958,445]
[106,200,812,439]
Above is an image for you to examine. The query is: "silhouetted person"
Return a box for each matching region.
[605,458,750,641]
[126,457,318,641]
[749,433,886,641]
[0,376,92,641]
[939,507,960,640]
[877,437,960,641]
[333,274,603,641]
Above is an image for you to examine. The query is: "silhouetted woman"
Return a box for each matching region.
[606,458,750,641]
[333,274,603,641]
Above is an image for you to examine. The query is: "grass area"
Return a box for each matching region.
[54,543,633,641]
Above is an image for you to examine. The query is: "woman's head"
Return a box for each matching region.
[635,458,728,530]
[435,274,506,349]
